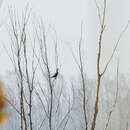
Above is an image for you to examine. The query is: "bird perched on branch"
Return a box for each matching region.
[50,68,59,79]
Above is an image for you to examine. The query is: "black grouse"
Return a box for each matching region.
[50,69,58,79]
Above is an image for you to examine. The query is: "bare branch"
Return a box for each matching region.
[104,60,119,130]
[125,114,130,130]
[94,0,101,25]
[101,21,130,76]
[90,0,107,129]
[4,97,21,116]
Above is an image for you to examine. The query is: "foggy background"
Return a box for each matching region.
[0,0,129,79]
[0,0,129,130]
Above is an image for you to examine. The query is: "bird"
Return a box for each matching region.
[50,68,59,79]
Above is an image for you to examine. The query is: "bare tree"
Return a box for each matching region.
[6,7,39,130]
[90,0,130,130]
[34,21,73,130]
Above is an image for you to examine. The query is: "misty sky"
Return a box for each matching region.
[0,0,130,79]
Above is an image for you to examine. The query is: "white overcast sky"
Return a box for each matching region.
[0,0,130,78]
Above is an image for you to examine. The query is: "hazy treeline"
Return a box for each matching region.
[0,0,130,130]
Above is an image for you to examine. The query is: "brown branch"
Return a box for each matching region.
[101,21,130,76]
[90,1,106,130]
[94,0,101,25]
[125,114,130,130]
[78,22,88,130]
[104,61,119,130]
